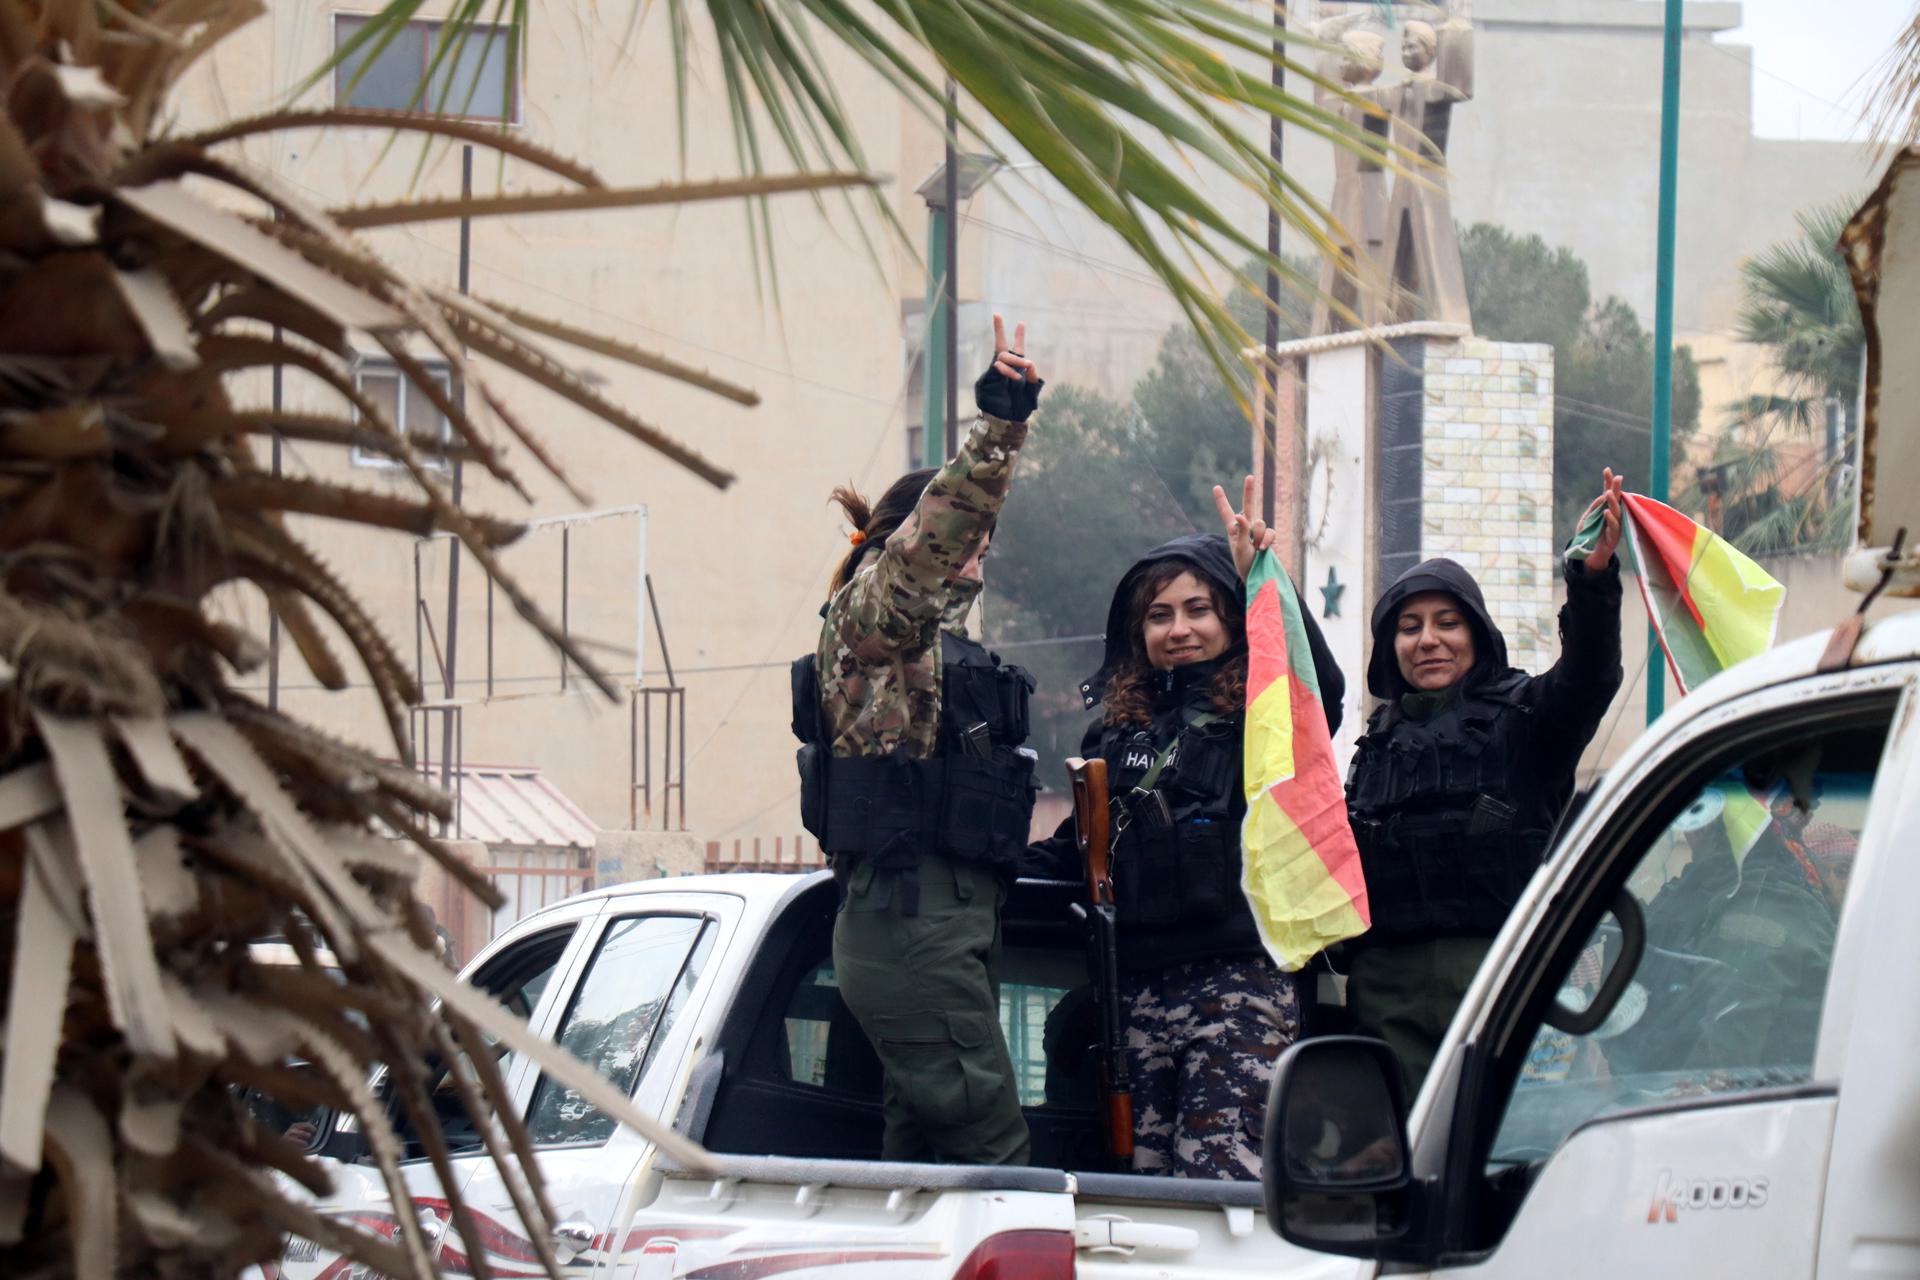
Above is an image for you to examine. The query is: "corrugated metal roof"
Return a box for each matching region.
[432,764,599,849]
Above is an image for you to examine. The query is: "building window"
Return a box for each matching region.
[351,360,453,469]
[333,15,518,121]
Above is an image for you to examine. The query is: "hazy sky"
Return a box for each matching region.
[1724,0,1912,140]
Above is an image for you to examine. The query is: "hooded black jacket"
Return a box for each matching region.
[1348,555,1622,944]
[1027,534,1344,973]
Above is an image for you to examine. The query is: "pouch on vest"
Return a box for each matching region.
[998,666,1035,742]
[938,752,1037,860]
[1116,800,1181,926]
[796,743,829,839]
[1165,729,1233,801]
[791,655,823,743]
[1177,820,1236,919]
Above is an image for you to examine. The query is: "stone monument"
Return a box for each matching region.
[1257,0,1555,766]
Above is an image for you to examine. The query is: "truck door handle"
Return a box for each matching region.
[1074,1216,1200,1254]
[550,1220,596,1265]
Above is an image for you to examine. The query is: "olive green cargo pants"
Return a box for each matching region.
[1346,937,1494,1102]
[832,852,1031,1166]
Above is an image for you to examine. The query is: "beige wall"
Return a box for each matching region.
[181,5,933,851]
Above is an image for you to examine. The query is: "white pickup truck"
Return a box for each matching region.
[278,603,1920,1280]
[277,868,1355,1279]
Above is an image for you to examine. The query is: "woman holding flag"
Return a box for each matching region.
[1028,479,1345,1180]
[1343,468,1627,1099]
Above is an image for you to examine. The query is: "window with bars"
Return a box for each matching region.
[350,360,453,469]
[333,15,518,122]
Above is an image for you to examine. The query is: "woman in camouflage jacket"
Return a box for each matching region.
[793,316,1044,1164]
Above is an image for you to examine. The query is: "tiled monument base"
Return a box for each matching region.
[1258,326,1556,763]
[1416,337,1556,674]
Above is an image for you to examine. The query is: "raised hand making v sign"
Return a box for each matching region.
[1211,473,1279,581]
[975,313,1044,423]
[1576,467,1627,573]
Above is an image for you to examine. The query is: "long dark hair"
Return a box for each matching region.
[1102,559,1247,728]
[826,467,937,594]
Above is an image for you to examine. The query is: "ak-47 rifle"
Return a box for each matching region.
[1065,756,1133,1162]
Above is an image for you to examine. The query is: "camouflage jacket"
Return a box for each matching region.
[816,410,1029,759]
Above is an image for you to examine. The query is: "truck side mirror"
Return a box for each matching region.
[1263,1036,1426,1258]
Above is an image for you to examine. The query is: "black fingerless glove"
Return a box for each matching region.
[974,365,1044,423]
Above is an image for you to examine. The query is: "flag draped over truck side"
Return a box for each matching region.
[1568,493,1785,694]
[1240,549,1370,971]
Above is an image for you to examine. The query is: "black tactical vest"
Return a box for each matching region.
[1346,671,1551,942]
[1096,693,1244,933]
[791,632,1038,892]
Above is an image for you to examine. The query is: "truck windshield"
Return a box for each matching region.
[1487,717,1879,1169]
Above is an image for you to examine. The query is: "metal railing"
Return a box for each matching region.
[630,684,687,830]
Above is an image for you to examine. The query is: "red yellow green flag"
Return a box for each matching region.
[1568,493,1784,694]
[1240,549,1370,970]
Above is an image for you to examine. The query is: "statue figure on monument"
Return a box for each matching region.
[1309,10,1393,335]
[1382,1,1474,327]
[1307,1,1475,335]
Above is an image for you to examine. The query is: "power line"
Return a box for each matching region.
[1704,37,1866,126]
[957,212,1172,292]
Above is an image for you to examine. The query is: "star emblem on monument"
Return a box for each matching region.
[1320,567,1345,618]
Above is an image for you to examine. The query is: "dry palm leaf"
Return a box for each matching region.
[0,0,880,1272]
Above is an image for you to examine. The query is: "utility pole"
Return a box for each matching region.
[944,81,960,461]
[1261,0,1287,534]
[918,108,1000,469]
[440,144,471,794]
[1647,0,1682,725]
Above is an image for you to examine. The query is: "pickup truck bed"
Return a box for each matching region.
[283,872,1346,1278]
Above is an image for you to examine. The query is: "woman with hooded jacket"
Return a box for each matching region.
[1030,482,1344,1179]
[1344,469,1626,1098]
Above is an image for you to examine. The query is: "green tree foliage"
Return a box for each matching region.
[1460,223,1700,539]
[987,269,1311,770]
[1457,224,1589,354]
[986,386,1194,767]
[1737,200,1863,407]
[1705,199,1866,556]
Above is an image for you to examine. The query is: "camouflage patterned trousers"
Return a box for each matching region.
[1121,956,1300,1180]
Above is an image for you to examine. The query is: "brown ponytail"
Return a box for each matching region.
[827,466,939,594]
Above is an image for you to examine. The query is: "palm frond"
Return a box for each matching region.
[329,170,881,229]
[1736,195,1865,401]
[0,6,733,1276]
[179,108,607,188]
[1869,9,1920,154]
[362,0,1410,393]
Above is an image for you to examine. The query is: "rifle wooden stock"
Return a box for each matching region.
[1107,1092,1135,1160]
[1065,757,1112,905]
[1065,756,1133,1161]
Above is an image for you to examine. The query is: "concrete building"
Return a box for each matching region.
[1448,0,1873,344]
[177,2,948,919]
[172,0,1882,932]
[958,0,1876,404]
